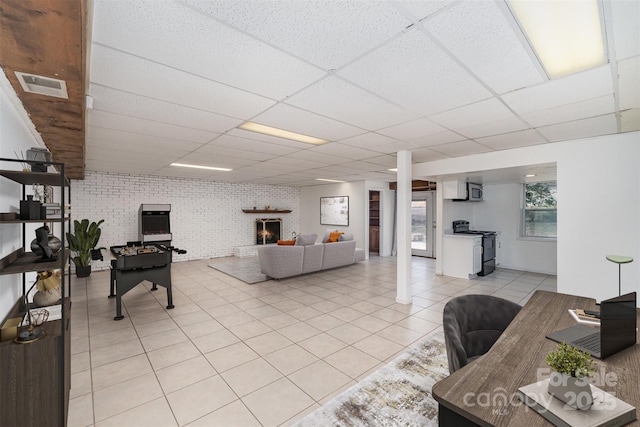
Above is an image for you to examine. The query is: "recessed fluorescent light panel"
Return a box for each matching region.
[239,122,327,145]
[170,163,232,171]
[525,174,536,178]
[14,71,69,98]
[316,178,345,183]
[388,168,398,172]
[507,0,606,78]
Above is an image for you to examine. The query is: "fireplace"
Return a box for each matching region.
[256,218,282,245]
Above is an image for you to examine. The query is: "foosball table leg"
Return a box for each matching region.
[108,260,117,299]
[151,282,158,291]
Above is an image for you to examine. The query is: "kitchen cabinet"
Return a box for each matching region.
[0,158,70,427]
[443,180,467,200]
[442,234,482,279]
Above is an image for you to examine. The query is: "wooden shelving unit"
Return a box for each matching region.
[0,158,71,427]
[369,191,380,253]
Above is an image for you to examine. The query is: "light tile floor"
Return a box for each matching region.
[67,256,556,427]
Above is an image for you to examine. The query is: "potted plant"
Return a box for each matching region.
[66,219,105,278]
[546,342,595,410]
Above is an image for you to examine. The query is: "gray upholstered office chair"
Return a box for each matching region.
[443,294,522,374]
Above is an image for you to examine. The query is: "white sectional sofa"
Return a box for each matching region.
[257,234,365,279]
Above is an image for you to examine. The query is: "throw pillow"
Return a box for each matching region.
[322,228,338,243]
[327,231,344,243]
[277,240,296,246]
[295,234,317,246]
[339,233,354,241]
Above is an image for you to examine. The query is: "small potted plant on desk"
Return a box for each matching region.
[546,342,595,410]
[66,219,105,278]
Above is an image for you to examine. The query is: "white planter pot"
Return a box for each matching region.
[547,371,593,410]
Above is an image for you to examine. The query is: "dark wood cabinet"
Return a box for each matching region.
[0,158,70,427]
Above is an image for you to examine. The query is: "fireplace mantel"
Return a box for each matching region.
[242,209,292,214]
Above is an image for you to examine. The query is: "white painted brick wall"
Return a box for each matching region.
[71,172,301,270]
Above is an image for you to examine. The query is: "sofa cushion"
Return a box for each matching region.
[295,234,317,246]
[258,245,304,279]
[322,240,356,270]
[326,231,344,243]
[339,233,353,241]
[302,244,324,274]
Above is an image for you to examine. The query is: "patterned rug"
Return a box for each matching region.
[294,330,449,427]
[208,256,269,284]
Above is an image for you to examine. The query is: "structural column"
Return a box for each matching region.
[396,150,412,304]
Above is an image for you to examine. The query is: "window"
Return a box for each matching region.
[523,181,557,238]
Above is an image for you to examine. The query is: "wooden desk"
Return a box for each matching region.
[432,291,640,426]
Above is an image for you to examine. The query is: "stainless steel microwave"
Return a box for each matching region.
[467,183,483,201]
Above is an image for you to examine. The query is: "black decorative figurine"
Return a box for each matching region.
[35,225,57,262]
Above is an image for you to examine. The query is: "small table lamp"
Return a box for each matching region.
[606,255,634,296]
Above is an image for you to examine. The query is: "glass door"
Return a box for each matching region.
[412,192,435,257]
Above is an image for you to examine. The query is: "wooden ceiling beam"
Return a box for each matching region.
[0,0,86,180]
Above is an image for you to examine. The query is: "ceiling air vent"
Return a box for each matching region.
[14,71,68,99]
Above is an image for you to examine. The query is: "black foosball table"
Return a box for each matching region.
[109,242,186,320]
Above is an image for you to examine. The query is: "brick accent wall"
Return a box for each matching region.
[71,172,300,270]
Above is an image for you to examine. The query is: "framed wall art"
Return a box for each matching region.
[320,196,349,226]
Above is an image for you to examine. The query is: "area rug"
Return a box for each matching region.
[208,256,269,284]
[294,330,449,427]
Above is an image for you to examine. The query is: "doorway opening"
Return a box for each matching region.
[412,191,435,258]
[369,190,380,255]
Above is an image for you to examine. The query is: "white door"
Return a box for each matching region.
[411,192,435,258]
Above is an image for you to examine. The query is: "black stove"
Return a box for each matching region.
[452,220,496,276]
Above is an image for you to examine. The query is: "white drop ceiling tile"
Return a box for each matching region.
[250,163,308,174]
[314,165,364,175]
[410,147,451,162]
[338,29,492,116]
[88,110,217,143]
[618,56,640,110]
[87,127,205,152]
[537,114,619,142]
[455,116,530,139]
[398,0,456,21]
[367,140,420,154]
[377,118,445,139]
[428,98,515,130]
[85,138,191,160]
[501,65,614,114]
[284,77,416,130]
[620,109,640,132]
[185,0,411,70]
[424,1,543,94]
[429,140,493,157]
[362,155,399,168]
[610,0,640,60]
[90,45,275,119]
[305,143,380,160]
[207,135,300,156]
[152,167,229,179]
[338,132,400,149]
[474,129,548,150]
[188,145,275,162]
[89,84,242,133]
[264,157,319,170]
[344,161,388,172]
[408,130,467,147]
[251,104,365,141]
[286,150,350,164]
[92,0,324,100]
[520,95,616,127]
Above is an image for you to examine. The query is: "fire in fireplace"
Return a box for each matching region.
[256,218,282,245]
